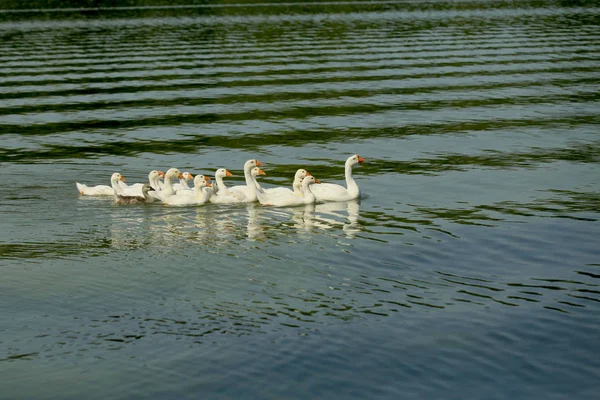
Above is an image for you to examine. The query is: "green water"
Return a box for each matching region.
[1,1,599,399]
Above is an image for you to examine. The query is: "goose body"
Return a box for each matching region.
[76,182,114,196]
[263,176,320,207]
[164,176,213,206]
[76,172,124,196]
[257,169,310,205]
[115,184,156,204]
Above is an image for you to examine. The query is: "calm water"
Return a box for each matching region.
[1,0,600,398]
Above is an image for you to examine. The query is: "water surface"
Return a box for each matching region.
[1,1,599,399]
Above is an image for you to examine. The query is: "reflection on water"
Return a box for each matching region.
[105,200,363,250]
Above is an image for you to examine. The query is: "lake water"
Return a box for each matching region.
[1,1,599,398]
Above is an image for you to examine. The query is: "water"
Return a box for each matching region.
[1,1,599,398]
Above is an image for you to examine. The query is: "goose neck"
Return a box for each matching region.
[303,183,316,203]
[216,174,226,194]
[344,161,359,196]
[112,179,125,195]
[163,175,175,195]
[149,176,160,191]
[293,181,303,196]
[244,165,253,186]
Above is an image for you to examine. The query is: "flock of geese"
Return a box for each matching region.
[76,154,365,207]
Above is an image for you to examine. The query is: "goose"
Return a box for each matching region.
[256,169,311,204]
[155,167,183,200]
[173,172,194,192]
[262,175,320,207]
[164,176,213,206]
[147,170,165,191]
[76,172,124,196]
[311,154,364,202]
[115,184,156,205]
[228,159,263,202]
[212,168,233,195]
[109,172,127,195]
[212,167,264,204]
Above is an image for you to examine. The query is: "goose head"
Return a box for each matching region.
[141,183,155,195]
[165,168,183,181]
[251,167,266,178]
[194,175,212,188]
[111,172,125,183]
[302,175,320,188]
[294,168,311,183]
[243,159,263,171]
[195,174,212,183]
[346,154,365,166]
[215,168,233,178]
[181,172,194,181]
[148,170,165,180]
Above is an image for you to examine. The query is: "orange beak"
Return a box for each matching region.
[314,178,321,184]
[225,170,232,177]
[305,171,311,176]
[206,182,212,187]
[257,168,266,176]
[178,173,184,179]
[188,173,194,179]
[358,156,365,163]
[256,160,263,167]
[120,176,126,182]
[204,176,211,181]
[158,171,165,177]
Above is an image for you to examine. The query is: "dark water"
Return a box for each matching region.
[1,1,600,398]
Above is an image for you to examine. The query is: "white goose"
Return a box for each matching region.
[311,154,364,202]
[256,168,311,205]
[212,168,233,195]
[228,159,263,203]
[262,175,320,207]
[212,167,264,204]
[164,176,213,206]
[155,167,183,200]
[109,172,127,195]
[147,170,165,191]
[210,168,242,204]
[76,172,124,196]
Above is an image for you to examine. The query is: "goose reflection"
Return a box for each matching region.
[192,206,250,246]
[105,199,361,249]
[292,200,361,237]
[246,204,267,241]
